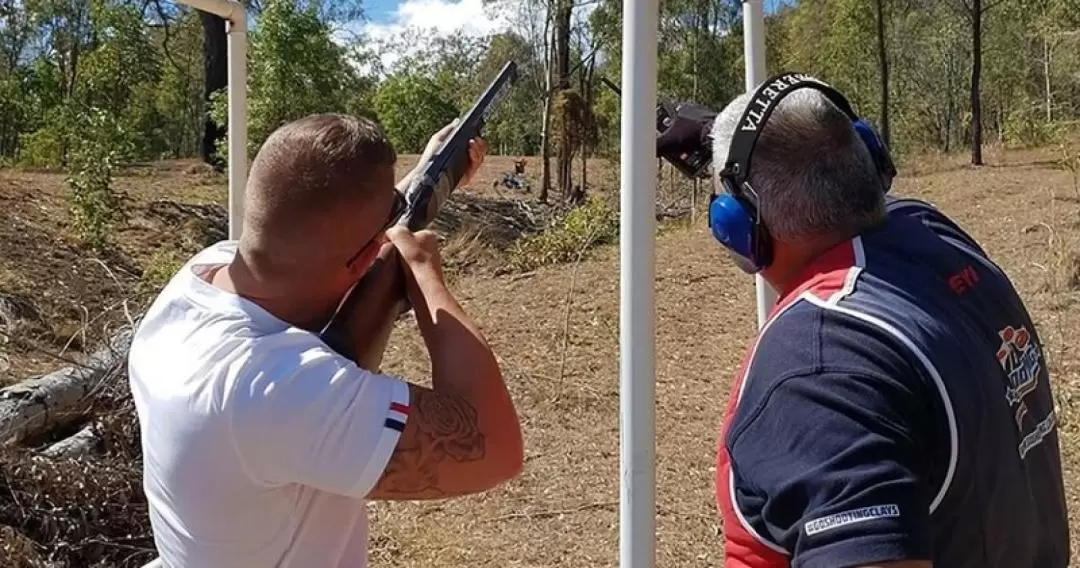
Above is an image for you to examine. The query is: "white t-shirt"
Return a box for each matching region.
[128,241,410,568]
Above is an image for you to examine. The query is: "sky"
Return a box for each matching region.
[336,0,515,72]
[359,0,793,30]
[362,0,508,36]
[349,0,794,72]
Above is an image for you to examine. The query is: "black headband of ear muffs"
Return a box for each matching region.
[720,72,860,202]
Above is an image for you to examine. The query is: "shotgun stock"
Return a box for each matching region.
[321,61,520,368]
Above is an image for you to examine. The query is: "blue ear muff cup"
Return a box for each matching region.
[853,119,882,156]
[708,192,760,269]
[852,118,897,187]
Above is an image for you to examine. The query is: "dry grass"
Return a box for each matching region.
[0,147,1079,566]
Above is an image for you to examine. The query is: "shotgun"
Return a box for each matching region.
[320,60,520,369]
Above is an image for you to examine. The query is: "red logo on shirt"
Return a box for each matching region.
[948,265,979,295]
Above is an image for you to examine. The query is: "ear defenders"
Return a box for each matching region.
[707,72,896,273]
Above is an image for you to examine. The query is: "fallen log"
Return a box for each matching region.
[0,329,132,447]
[39,421,102,458]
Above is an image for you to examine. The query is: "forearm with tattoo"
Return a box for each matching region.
[369,385,487,499]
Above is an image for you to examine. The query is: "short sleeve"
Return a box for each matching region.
[228,339,410,498]
[726,370,932,567]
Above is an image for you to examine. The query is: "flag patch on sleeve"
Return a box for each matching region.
[385,401,409,432]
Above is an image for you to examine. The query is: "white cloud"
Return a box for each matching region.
[379,0,511,38]
[351,0,514,72]
[335,0,599,75]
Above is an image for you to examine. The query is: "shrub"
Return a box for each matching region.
[1003,105,1065,149]
[505,196,618,273]
[16,127,64,168]
[65,108,130,250]
[139,248,188,294]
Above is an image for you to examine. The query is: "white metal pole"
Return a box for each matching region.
[742,0,775,329]
[226,18,248,240]
[175,0,247,241]
[620,0,658,563]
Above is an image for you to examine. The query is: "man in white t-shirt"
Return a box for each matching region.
[128,114,524,567]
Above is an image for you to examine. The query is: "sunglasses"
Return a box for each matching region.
[345,190,408,267]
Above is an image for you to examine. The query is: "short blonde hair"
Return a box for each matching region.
[240,114,397,272]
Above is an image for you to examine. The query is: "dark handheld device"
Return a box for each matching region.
[600,76,714,179]
[320,61,519,361]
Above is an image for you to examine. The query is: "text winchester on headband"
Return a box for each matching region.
[708,71,897,274]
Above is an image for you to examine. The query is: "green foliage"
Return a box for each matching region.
[210,0,373,160]
[372,73,460,153]
[2,0,1080,175]
[370,26,546,157]
[1060,137,1080,199]
[1004,105,1066,149]
[140,248,188,293]
[551,89,593,156]
[17,126,64,168]
[505,197,619,273]
[149,10,205,159]
[80,0,161,114]
[473,32,544,155]
[64,108,129,249]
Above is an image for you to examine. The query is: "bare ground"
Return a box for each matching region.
[0,146,1079,566]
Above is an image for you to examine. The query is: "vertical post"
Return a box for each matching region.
[620,0,658,564]
[691,179,698,224]
[742,0,775,328]
[226,17,248,241]
[175,0,247,240]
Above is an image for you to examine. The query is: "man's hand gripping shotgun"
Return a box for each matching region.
[320,60,519,368]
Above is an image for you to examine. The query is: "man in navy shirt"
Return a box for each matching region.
[703,73,1069,567]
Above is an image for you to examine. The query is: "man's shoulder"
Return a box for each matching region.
[130,311,301,386]
[885,196,987,257]
[885,195,950,222]
[747,303,826,379]
[223,328,355,388]
[739,300,922,408]
[727,300,929,451]
[226,330,404,414]
[758,299,913,368]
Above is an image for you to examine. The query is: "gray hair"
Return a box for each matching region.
[710,88,888,242]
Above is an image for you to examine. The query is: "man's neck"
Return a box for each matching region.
[210,258,329,332]
[764,233,853,298]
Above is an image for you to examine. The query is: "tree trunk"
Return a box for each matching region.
[997,89,1005,144]
[692,0,704,222]
[875,0,891,146]
[1043,36,1052,122]
[945,51,955,153]
[539,10,554,204]
[579,52,591,195]
[540,98,552,203]
[201,12,228,169]
[969,0,984,166]
[554,0,573,199]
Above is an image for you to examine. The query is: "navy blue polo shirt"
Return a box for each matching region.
[715,197,1069,568]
